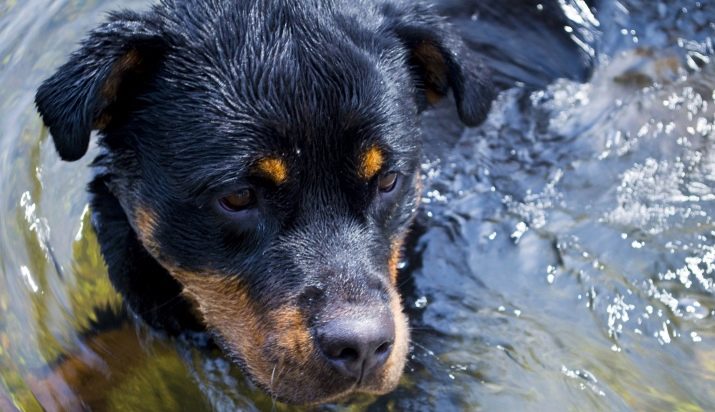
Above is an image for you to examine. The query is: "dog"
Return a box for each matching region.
[35,0,494,404]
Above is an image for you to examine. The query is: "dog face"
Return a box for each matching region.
[36,0,492,404]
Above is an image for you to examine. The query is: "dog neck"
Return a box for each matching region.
[88,174,204,334]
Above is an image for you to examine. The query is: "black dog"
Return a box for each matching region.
[35,0,493,404]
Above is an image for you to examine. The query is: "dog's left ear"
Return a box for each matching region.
[382,4,495,127]
[35,11,165,161]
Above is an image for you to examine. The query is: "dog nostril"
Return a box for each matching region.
[375,341,392,355]
[317,312,395,380]
[336,347,359,361]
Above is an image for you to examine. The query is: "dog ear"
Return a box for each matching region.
[383,4,495,127]
[35,11,165,161]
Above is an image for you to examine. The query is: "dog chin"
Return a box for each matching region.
[262,378,400,406]
[215,337,405,405]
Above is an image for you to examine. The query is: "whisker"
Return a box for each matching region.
[137,292,185,314]
[397,276,412,288]
[270,363,278,411]
[411,340,440,361]
[271,360,289,411]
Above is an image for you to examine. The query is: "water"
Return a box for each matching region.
[1,0,714,411]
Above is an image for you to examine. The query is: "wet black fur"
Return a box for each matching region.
[35,0,494,400]
[37,0,493,324]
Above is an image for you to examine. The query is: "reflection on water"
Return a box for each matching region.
[1,0,714,411]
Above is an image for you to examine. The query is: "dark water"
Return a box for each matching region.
[1,0,714,411]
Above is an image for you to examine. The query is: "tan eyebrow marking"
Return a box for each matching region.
[359,145,384,180]
[255,157,288,184]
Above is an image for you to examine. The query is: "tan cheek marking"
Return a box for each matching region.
[360,145,384,180]
[389,238,405,286]
[134,206,160,256]
[170,270,315,389]
[168,266,407,402]
[388,173,421,285]
[256,157,288,184]
[271,307,313,360]
[171,270,271,378]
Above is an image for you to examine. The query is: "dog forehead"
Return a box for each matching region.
[152,46,403,152]
[132,0,418,193]
[167,43,389,122]
[155,0,410,113]
[159,0,386,44]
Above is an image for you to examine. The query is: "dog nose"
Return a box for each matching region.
[317,312,395,380]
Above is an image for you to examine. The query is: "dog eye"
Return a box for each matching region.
[219,189,256,212]
[378,172,398,193]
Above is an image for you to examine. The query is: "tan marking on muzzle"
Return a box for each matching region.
[270,307,314,360]
[170,270,319,396]
[131,207,411,403]
[171,270,270,375]
[388,172,423,285]
[361,285,410,395]
[168,268,409,404]
[389,238,405,286]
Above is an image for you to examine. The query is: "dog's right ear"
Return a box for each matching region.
[35,11,165,161]
[380,3,495,128]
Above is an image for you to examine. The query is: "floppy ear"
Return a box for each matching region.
[382,4,495,127]
[35,11,165,161]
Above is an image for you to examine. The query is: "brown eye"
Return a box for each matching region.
[378,172,398,193]
[219,189,255,212]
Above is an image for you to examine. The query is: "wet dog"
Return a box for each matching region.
[35,0,493,404]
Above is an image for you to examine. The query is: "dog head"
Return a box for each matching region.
[36,0,493,404]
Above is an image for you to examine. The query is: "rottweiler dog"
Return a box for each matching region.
[35,0,493,404]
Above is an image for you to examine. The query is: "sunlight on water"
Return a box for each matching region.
[410,1,715,410]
